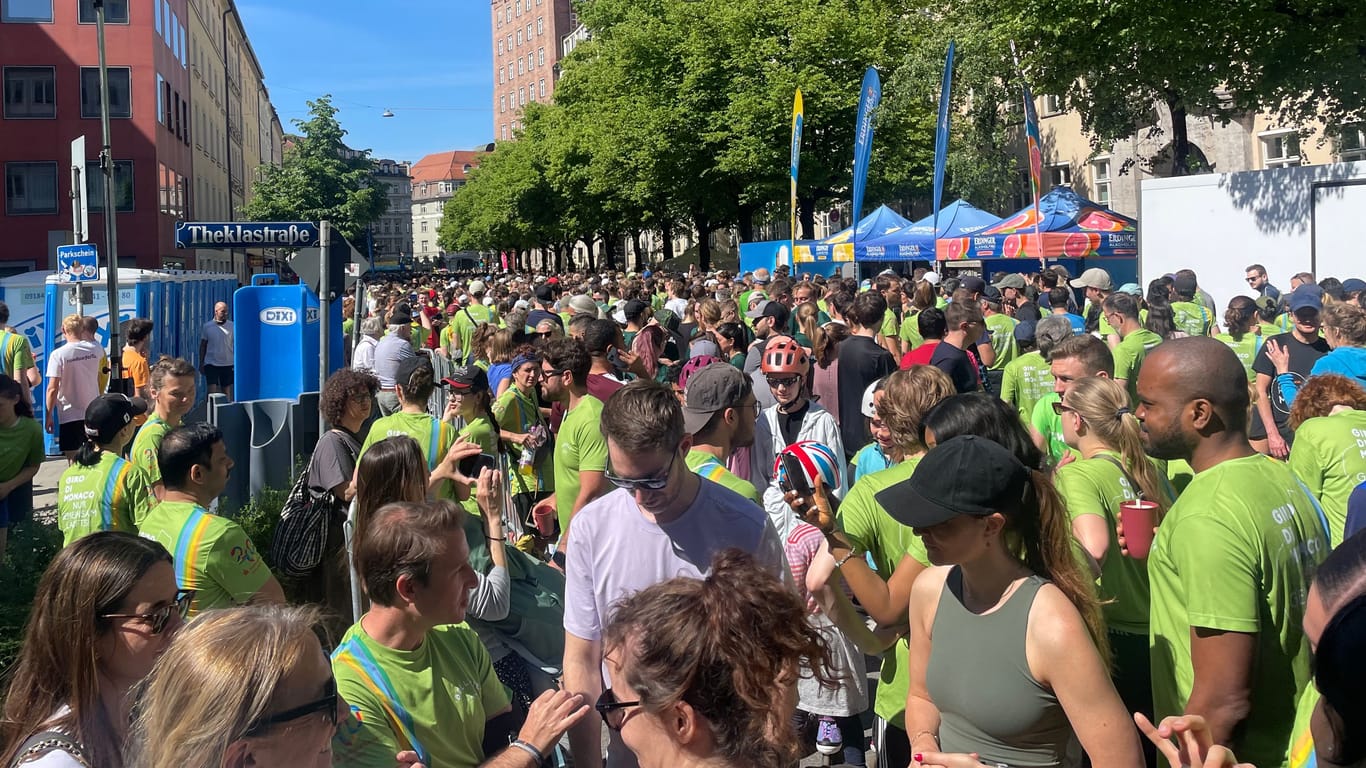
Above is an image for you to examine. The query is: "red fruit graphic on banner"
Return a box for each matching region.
[1078,210,1128,232]
[1003,234,1024,258]
[940,237,968,260]
[1063,232,1093,258]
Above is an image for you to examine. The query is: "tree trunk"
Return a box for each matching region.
[601,232,617,272]
[693,212,712,272]
[660,217,674,262]
[1166,93,1191,177]
[631,229,645,272]
[581,237,595,272]
[737,204,755,244]
[799,196,817,240]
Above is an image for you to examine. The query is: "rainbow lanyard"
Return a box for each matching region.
[172,505,213,611]
[332,637,428,764]
[99,457,131,529]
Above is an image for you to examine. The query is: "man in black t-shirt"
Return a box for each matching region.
[931,299,985,394]
[836,292,896,459]
[1251,285,1329,458]
[527,283,563,331]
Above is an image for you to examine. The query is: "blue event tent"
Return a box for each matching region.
[795,204,915,263]
[942,186,1138,261]
[858,199,1001,262]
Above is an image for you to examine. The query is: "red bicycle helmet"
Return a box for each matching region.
[679,355,722,390]
[761,336,810,376]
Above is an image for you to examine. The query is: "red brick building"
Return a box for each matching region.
[490,0,576,142]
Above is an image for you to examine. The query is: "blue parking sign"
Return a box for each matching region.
[57,244,100,283]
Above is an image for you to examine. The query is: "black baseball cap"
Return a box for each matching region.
[388,306,413,326]
[395,355,433,389]
[875,435,1029,528]
[84,394,149,443]
[959,275,987,295]
[443,364,489,392]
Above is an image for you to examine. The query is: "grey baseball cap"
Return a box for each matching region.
[682,363,752,435]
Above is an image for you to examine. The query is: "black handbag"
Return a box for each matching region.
[272,431,354,578]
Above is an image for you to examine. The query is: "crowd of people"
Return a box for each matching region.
[0,259,1364,768]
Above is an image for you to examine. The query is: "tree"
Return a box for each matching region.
[242,96,388,242]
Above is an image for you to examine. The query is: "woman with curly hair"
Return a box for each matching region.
[601,549,833,768]
[1287,373,1366,545]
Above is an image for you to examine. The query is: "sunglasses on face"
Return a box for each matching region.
[100,590,195,635]
[766,375,800,389]
[1051,401,1076,416]
[243,676,339,737]
[604,452,677,492]
[596,688,642,731]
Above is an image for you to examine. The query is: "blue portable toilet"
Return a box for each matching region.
[233,276,322,401]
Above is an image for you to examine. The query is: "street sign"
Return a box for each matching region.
[70,137,89,243]
[57,243,100,283]
[174,221,320,249]
[288,227,370,297]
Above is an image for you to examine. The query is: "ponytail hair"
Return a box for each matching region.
[0,376,33,420]
[1013,469,1110,664]
[74,439,103,468]
[1223,296,1257,341]
[1064,376,1171,516]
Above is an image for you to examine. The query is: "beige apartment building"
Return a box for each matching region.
[1023,94,1366,218]
[186,0,283,277]
[491,0,577,142]
[371,159,413,260]
[410,149,489,263]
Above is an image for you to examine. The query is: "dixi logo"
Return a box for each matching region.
[259,307,297,325]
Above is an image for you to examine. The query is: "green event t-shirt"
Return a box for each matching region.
[361,412,458,499]
[1054,451,1160,634]
[1215,332,1261,382]
[686,449,759,503]
[331,622,511,768]
[451,303,495,362]
[1030,393,1076,466]
[0,415,43,486]
[57,452,153,545]
[1287,409,1366,546]
[457,416,498,456]
[130,415,175,487]
[983,313,1019,370]
[898,310,924,350]
[1000,351,1053,422]
[1286,684,1318,768]
[553,395,608,534]
[1171,300,1213,337]
[493,387,552,493]
[139,500,272,618]
[1113,328,1163,406]
[0,330,35,379]
[836,458,930,726]
[880,309,900,341]
[1148,454,1328,768]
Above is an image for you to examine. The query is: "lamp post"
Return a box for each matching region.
[93,0,123,386]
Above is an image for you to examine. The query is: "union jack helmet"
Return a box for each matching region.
[773,440,840,491]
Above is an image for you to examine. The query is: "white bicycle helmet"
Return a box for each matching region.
[861,377,886,419]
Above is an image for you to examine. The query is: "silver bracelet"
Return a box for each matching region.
[509,738,543,763]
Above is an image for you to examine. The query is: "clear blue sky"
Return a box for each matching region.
[236,0,495,164]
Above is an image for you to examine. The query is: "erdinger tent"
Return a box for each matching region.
[941,186,1137,261]
[796,205,915,263]
[859,199,1001,262]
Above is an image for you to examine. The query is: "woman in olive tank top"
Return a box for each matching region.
[883,429,1143,768]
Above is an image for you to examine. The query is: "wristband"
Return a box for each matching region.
[833,549,861,569]
[509,738,543,763]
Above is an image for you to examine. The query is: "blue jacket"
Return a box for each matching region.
[1277,346,1366,405]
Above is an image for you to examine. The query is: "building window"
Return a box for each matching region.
[537,16,543,35]
[1042,94,1063,115]
[539,79,546,99]
[78,0,128,23]
[5,161,58,215]
[420,240,428,252]
[3,66,56,118]
[1047,163,1071,188]
[1,0,52,22]
[525,22,531,39]
[500,95,506,112]
[518,59,524,75]
[538,47,545,67]
[519,88,525,106]
[421,220,428,232]
[501,124,509,141]
[516,30,523,45]
[1091,157,1111,207]
[498,40,504,55]
[80,66,131,118]
[1260,130,1301,169]
[181,99,188,145]
[85,160,134,213]
[497,8,502,24]
[499,66,505,84]
[154,0,161,34]
[1335,125,1366,163]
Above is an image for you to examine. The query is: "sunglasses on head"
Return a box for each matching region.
[595,688,641,731]
[243,676,339,737]
[100,590,195,635]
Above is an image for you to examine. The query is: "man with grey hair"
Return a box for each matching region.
[351,316,384,373]
[371,306,415,416]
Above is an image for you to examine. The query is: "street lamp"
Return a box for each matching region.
[381,109,395,118]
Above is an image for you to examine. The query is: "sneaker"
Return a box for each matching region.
[815,716,842,756]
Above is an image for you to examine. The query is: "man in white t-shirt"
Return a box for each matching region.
[562,380,788,768]
[198,302,235,400]
[45,314,104,460]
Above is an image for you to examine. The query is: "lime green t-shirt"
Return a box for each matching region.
[553,395,608,534]
[493,387,552,494]
[836,458,931,726]
[1171,300,1213,337]
[880,309,900,341]
[1215,332,1260,383]
[1166,458,1196,496]
[360,412,456,472]
[130,415,175,488]
[686,449,759,503]
[1055,451,1159,634]
[1000,351,1053,421]
[1113,328,1163,406]
[1287,409,1366,546]
[0,415,42,485]
[57,452,153,545]
[332,622,511,768]
[451,304,494,362]
[1148,454,1328,768]
[983,313,1019,370]
[139,500,272,618]
[457,416,497,456]
[898,310,924,350]
[0,330,35,380]
[1030,393,1076,466]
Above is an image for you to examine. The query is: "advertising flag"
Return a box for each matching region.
[1011,39,1046,263]
[931,42,956,243]
[790,89,804,266]
[850,67,881,251]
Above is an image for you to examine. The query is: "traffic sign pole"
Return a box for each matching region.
[94,0,123,388]
[319,220,331,439]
